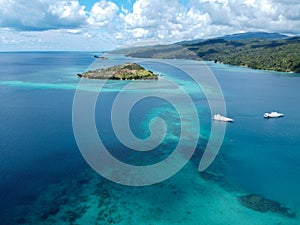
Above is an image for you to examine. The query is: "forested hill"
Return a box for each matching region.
[113,36,300,73]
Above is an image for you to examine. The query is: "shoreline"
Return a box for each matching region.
[122,53,300,74]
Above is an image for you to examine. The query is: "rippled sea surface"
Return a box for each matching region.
[1,52,300,225]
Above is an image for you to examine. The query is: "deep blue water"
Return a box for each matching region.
[0,52,94,221]
[209,63,300,204]
[0,52,300,224]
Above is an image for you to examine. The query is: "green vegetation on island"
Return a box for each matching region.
[113,36,300,73]
[189,37,300,73]
[77,63,158,80]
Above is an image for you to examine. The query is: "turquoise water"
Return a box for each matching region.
[0,52,300,224]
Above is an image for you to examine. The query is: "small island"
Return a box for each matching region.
[94,55,108,60]
[77,63,158,80]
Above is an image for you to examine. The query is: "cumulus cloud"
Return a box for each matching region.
[0,0,87,31]
[119,0,211,42]
[0,0,299,50]
[118,0,300,44]
[191,0,300,34]
[0,0,121,50]
[0,0,120,31]
[0,28,116,51]
[87,0,119,27]
[48,1,87,27]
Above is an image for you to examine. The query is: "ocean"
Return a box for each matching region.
[0,52,299,224]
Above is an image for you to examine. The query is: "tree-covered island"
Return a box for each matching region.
[77,63,158,80]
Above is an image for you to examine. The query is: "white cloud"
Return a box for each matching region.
[192,0,300,34]
[132,28,149,38]
[48,1,87,26]
[87,0,119,27]
[120,0,211,43]
[0,0,87,30]
[0,0,299,50]
[0,0,120,50]
[117,0,300,45]
[0,28,116,51]
[0,0,120,30]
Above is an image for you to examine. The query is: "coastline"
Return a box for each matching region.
[211,61,300,74]
[122,53,300,74]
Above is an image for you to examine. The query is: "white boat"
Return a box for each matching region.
[264,112,284,118]
[213,114,234,122]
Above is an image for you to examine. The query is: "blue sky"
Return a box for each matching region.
[79,0,133,11]
[0,0,299,51]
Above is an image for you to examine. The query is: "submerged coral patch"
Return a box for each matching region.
[239,194,296,218]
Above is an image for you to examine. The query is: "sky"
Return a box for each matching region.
[0,0,299,51]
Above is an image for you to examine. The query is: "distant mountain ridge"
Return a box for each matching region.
[221,32,288,40]
[175,32,288,45]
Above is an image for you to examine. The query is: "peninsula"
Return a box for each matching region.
[112,33,300,73]
[77,63,158,80]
